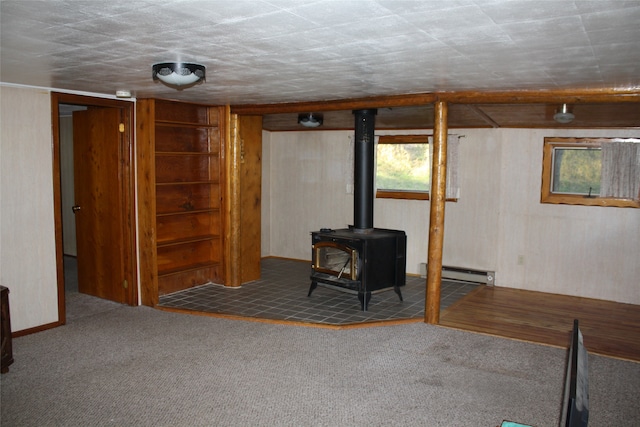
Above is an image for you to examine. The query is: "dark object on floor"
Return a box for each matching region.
[500,319,589,427]
[561,319,589,427]
[1,286,14,373]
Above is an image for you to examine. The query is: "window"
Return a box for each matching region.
[541,137,640,208]
[376,135,430,200]
[375,134,459,201]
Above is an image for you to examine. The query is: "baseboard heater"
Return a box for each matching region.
[420,263,495,286]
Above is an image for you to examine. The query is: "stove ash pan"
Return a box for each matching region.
[308,227,407,311]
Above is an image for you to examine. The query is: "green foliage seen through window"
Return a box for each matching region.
[376,143,430,191]
[552,148,601,195]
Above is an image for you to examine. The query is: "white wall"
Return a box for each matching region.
[265,131,356,259]
[264,127,640,305]
[0,86,59,331]
[494,128,640,303]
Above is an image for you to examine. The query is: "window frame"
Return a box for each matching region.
[375,134,432,201]
[541,137,640,208]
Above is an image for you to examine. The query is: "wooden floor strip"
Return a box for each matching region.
[439,286,640,362]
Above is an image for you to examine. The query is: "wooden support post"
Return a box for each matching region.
[425,101,448,324]
[224,111,263,287]
[225,108,242,287]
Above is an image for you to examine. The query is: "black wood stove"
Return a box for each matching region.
[308,109,407,310]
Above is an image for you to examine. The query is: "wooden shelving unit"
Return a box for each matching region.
[137,99,225,301]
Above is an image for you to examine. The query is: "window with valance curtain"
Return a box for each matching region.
[372,134,461,201]
[541,137,640,208]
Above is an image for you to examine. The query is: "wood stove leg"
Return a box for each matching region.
[307,281,317,297]
[358,291,372,311]
[394,286,403,302]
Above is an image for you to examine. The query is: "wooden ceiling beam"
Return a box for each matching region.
[436,88,640,104]
[230,93,438,115]
[231,87,640,115]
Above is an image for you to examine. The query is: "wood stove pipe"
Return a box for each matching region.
[352,109,377,231]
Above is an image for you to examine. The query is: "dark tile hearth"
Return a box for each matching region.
[159,258,477,326]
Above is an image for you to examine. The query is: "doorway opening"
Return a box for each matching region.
[59,104,85,298]
[51,93,137,325]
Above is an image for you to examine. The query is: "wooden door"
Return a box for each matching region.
[73,108,128,303]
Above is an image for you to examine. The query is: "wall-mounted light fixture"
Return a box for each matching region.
[298,112,323,128]
[152,62,205,88]
[554,104,575,124]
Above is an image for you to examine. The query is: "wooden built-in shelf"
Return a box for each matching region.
[156,208,220,217]
[138,99,262,303]
[156,152,219,156]
[158,262,221,277]
[156,234,220,248]
[155,180,219,186]
[155,120,218,128]
[137,98,225,302]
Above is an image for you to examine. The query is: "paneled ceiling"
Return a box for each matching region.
[1,1,639,129]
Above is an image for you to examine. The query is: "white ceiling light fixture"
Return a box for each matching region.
[152,62,206,88]
[554,103,575,124]
[298,112,323,128]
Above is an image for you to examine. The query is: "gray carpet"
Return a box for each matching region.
[2,298,639,426]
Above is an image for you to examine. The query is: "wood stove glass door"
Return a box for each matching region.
[312,242,358,280]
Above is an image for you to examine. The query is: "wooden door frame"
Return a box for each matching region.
[51,92,138,325]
